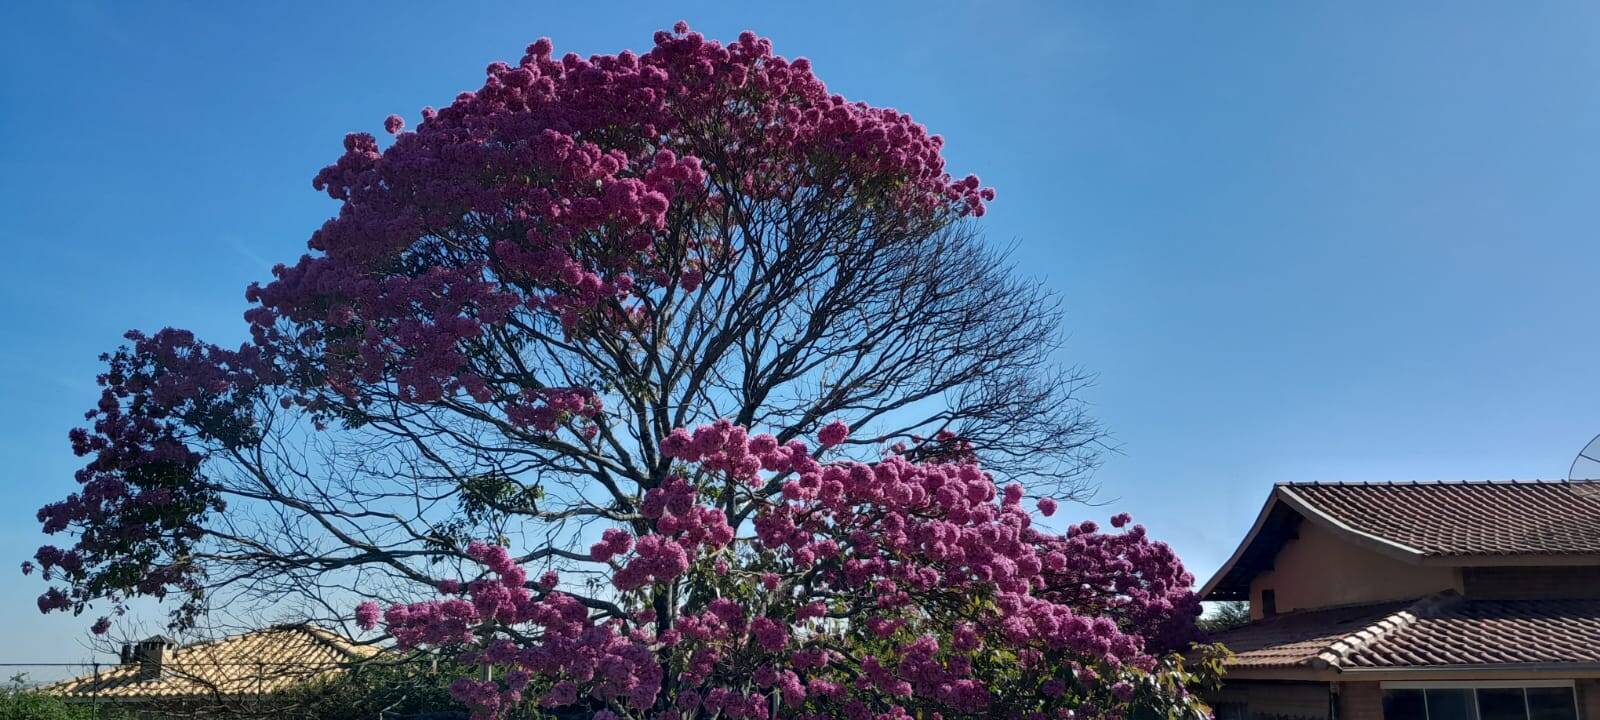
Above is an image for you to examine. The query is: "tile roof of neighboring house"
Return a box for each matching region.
[1201,480,1600,600]
[45,624,378,701]
[1210,592,1600,672]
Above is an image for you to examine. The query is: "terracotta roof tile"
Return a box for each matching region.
[1207,601,1414,669]
[1211,593,1600,671]
[1284,480,1600,557]
[1344,597,1600,667]
[45,624,378,700]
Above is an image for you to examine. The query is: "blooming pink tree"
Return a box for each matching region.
[29,24,1213,719]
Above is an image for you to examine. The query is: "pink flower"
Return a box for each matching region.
[590,527,635,562]
[751,616,788,652]
[818,420,849,447]
[1038,497,1058,517]
[355,601,382,631]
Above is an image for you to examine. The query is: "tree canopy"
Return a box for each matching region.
[30,24,1211,720]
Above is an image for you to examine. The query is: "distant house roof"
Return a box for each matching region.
[45,624,378,701]
[1201,480,1600,600]
[1210,592,1600,674]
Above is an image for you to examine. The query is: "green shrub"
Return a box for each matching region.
[0,674,94,720]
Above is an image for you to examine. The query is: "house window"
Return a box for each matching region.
[1260,589,1278,617]
[1214,701,1247,720]
[1424,689,1478,720]
[1384,689,1428,720]
[1380,684,1577,720]
[1477,689,1525,720]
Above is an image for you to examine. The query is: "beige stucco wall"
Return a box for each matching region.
[1247,521,1462,618]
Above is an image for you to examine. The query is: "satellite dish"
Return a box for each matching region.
[1566,434,1600,497]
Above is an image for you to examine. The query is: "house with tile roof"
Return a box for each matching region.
[43,623,379,717]
[1202,480,1600,720]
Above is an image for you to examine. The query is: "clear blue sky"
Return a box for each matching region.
[3,2,1599,664]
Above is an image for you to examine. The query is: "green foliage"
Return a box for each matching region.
[0,674,97,720]
[1123,644,1230,720]
[0,693,89,720]
[275,658,528,720]
[1198,601,1252,634]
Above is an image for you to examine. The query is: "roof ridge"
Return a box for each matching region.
[158,623,284,653]
[1307,592,1461,670]
[1278,479,1599,487]
[151,622,368,663]
[290,623,376,660]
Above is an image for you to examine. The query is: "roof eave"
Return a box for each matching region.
[1199,485,1434,601]
[1415,553,1600,567]
[1274,486,1429,563]
[1222,663,1600,683]
[1198,488,1286,600]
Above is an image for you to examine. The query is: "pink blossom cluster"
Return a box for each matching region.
[1031,517,1203,652]
[588,527,635,562]
[503,386,603,434]
[242,22,993,411]
[675,421,1193,717]
[354,600,381,630]
[30,329,274,632]
[614,477,735,590]
[817,419,850,447]
[359,419,1198,719]
[660,419,822,486]
[380,541,663,718]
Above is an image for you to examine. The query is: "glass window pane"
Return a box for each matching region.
[1477,688,1528,720]
[1526,688,1577,720]
[1427,689,1479,720]
[1384,689,1427,720]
